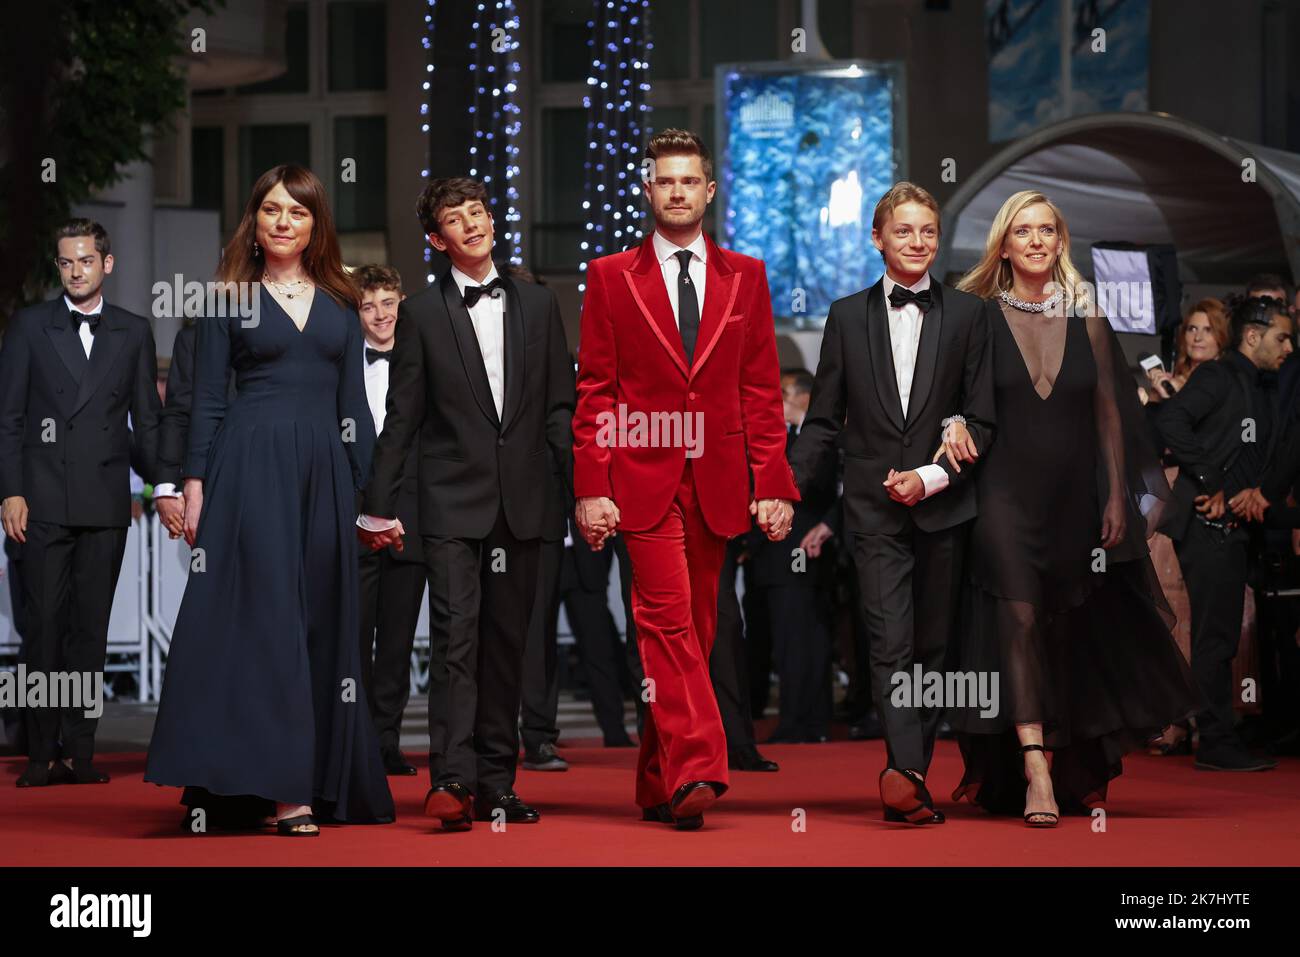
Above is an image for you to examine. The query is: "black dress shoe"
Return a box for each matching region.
[604,736,636,748]
[670,780,721,826]
[879,767,942,825]
[475,791,541,824]
[16,761,52,788]
[381,749,417,776]
[521,742,569,771]
[641,803,673,824]
[729,747,779,772]
[884,806,945,825]
[53,760,109,785]
[423,782,474,827]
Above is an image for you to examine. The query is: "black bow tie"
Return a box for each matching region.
[70,309,101,334]
[888,285,933,313]
[462,276,504,308]
[365,347,391,365]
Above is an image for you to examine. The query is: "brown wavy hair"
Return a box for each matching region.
[217,164,358,309]
[1172,298,1229,379]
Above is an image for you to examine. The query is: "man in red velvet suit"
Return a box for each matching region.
[573,129,798,830]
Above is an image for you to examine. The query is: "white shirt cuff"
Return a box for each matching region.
[357,514,399,532]
[916,464,949,499]
[153,482,181,498]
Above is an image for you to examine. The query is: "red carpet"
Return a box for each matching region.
[2,742,1296,867]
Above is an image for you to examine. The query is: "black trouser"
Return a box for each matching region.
[423,505,540,796]
[520,540,564,756]
[852,523,963,774]
[760,584,832,739]
[562,539,634,745]
[709,546,757,756]
[1175,520,1249,753]
[358,548,425,754]
[21,521,128,763]
[742,562,773,719]
[2,538,29,752]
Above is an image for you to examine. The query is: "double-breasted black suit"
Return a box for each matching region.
[790,277,996,773]
[0,296,161,763]
[362,271,574,798]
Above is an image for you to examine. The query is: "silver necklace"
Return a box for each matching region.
[999,288,1063,313]
[263,274,312,300]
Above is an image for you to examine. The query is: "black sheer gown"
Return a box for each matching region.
[145,287,395,826]
[949,301,1199,814]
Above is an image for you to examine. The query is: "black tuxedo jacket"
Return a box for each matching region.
[1156,354,1268,542]
[0,296,161,528]
[790,278,996,536]
[362,272,575,541]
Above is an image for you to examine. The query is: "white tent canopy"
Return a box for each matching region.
[937,112,1300,287]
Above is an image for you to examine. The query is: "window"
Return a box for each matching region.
[649,0,691,81]
[542,0,593,82]
[238,2,310,94]
[191,127,224,226]
[238,124,311,200]
[328,1,387,92]
[535,108,588,270]
[333,115,387,231]
[700,0,778,77]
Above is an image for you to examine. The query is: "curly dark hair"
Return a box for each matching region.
[415,177,490,236]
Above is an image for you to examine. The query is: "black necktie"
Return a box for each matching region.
[365,347,391,365]
[887,285,933,313]
[674,249,700,364]
[70,310,100,335]
[462,276,504,308]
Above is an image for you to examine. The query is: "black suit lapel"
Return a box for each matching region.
[44,300,89,387]
[440,273,501,428]
[498,275,526,434]
[72,306,127,418]
[866,282,906,433]
[905,280,943,427]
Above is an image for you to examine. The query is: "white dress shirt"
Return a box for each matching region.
[363,338,392,435]
[880,274,948,499]
[653,231,707,329]
[451,263,506,418]
[64,294,102,359]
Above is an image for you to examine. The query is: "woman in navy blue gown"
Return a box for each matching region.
[145,165,394,835]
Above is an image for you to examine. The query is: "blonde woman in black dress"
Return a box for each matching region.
[947,190,1198,827]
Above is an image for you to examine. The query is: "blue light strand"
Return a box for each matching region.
[468,1,524,265]
[578,0,651,291]
[422,0,438,284]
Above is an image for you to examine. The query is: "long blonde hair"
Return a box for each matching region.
[956,190,1086,308]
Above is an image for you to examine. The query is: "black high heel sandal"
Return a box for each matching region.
[1020,744,1059,828]
[276,814,320,837]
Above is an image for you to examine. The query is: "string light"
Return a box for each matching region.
[469,1,524,265]
[579,0,651,292]
[422,0,437,284]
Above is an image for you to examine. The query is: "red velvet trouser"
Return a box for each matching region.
[620,461,731,808]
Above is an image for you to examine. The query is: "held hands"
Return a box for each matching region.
[157,495,186,539]
[182,479,204,547]
[1,496,28,544]
[358,519,406,552]
[883,469,925,506]
[931,420,979,473]
[1100,495,1127,549]
[1194,490,1227,523]
[799,521,833,558]
[751,498,794,541]
[1229,487,1270,524]
[576,496,620,551]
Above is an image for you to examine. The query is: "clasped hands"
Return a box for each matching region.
[1196,487,1272,525]
[573,495,795,550]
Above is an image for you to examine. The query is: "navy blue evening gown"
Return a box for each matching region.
[145,285,395,824]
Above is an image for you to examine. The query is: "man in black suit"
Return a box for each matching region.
[358,178,574,830]
[354,265,425,777]
[0,218,161,787]
[790,183,995,824]
[750,368,838,744]
[1157,294,1292,772]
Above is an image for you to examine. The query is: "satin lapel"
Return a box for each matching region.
[498,275,526,433]
[905,280,943,427]
[622,236,689,379]
[44,301,89,388]
[866,282,906,433]
[689,235,740,378]
[71,306,127,418]
[440,273,501,428]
